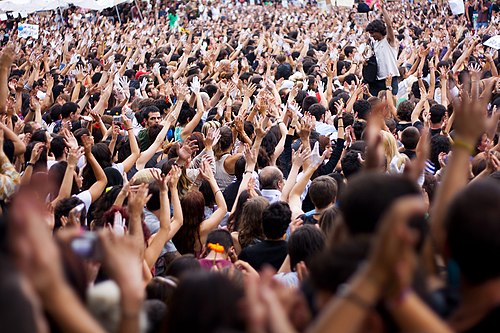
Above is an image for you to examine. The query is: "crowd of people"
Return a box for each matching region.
[1,0,500,332]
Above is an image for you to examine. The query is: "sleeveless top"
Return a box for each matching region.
[373,37,399,80]
[215,154,235,191]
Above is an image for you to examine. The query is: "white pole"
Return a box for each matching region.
[115,5,122,24]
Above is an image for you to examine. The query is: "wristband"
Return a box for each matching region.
[244,170,253,174]
[26,162,35,167]
[214,189,222,195]
[453,139,474,155]
[126,128,133,131]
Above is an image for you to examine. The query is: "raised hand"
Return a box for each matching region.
[190,76,201,94]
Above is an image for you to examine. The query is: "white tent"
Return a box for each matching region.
[0,0,130,14]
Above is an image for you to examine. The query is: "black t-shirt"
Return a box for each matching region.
[238,240,287,271]
[357,3,371,12]
[402,150,417,160]
[463,305,500,333]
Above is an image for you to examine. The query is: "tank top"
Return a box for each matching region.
[215,154,235,191]
[373,37,399,80]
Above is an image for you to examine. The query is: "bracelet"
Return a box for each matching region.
[386,86,392,90]
[26,162,35,167]
[125,128,132,131]
[244,170,253,174]
[453,139,474,154]
[214,189,222,195]
[338,288,373,309]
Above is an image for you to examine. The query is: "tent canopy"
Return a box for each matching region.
[0,0,130,14]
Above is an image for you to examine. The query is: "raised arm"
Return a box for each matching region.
[82,135,107,203]
[145,169,172,269]
[199,160,228,235]
[119,116,140,172]
[379,0,395,46]
[430,80,495,256]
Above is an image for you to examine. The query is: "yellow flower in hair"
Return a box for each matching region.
[208,242,225,254]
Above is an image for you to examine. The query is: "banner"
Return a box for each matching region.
[484,36,500,50]
[18,23,39,39]
[336,0,354,7]
[449,0,465,15]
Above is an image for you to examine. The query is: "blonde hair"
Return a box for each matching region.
[381,130,408,173]
[202,121,221,137]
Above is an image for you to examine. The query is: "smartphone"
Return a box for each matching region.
[113,115,122,125]
[70,232,102,261]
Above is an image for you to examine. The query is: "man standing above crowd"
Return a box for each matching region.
[365,0,399,96]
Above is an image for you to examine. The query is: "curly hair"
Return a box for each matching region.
[366,19,387,36]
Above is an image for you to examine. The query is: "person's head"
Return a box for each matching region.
[142,105,161,128]
[164,254,201,280]
[259,166,284,191]
[318,206,341,239]
[397,100,415,122]
[430,104,446,125]
[54,197,87,230]
[50,136,67,160]
[309,176,338,210]
[309,103,327,122]
[353,99,371,120]
[339,173,421,236]
[61,102,79,121]
[288,225,326,271]
[146,276,178,304]
[344,46,357,59]
[204,229,234,258]
[214,126,234,157]
[341,149,363,179]
[366,19,387,41]
[446,179,500,286]
[262,202,291,240]
[401,126,420,150]
[165,272,245,333]
[238,196,268,249]
[430,135,451,171]
[174,190,206,254]
[302,95,319,113]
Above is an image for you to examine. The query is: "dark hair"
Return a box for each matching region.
[366,19,387,36]
[173,190,205,254]
[353,100,371,120]
[446,180,500,285]
[344,46,356,58]
[302,96,319,113]
[205,229,233,254]
[309,176,337,209]
[147,181,161,212]
[165,254,201,279]
[238,196,268,249]
[165,272,245,333]
[318,206,340,237]
[288,225,326,270]
[48,161,79,199]
[397,100,415,122]
[339,173,420,235]
[401,126,420,150]
[50,136,67,160]
[54,197,86,230]
[262,202,291,240]
[341,150,363,179]
[142,105,161,121]
[430,104,446,124]
[309,103,327,122]
[61,102,79,119]
[430,135,451,172]
[146,277,178,304]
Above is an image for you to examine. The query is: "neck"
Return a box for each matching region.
[205,252,227,260]
[315,203,334,215]
[449,278,500,331]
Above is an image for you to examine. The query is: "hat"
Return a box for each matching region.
[135,71,150,80]
[281,80,294,90]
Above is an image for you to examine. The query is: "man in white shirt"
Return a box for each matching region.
[365,0,400,96]
[259,166,284,204]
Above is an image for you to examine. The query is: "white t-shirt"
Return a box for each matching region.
[74,190,92,226]
[373,37,399,80]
